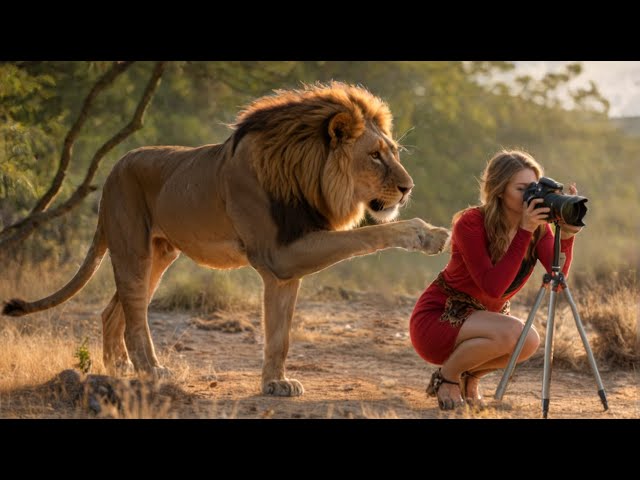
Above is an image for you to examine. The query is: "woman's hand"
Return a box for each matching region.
[520,198,550,232]
[558,182,583,239]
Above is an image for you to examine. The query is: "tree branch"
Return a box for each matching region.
[0,61,134,242]
[33,61,135,214]
[0,62,167,252]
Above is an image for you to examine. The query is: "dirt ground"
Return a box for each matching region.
[2,287,638,419]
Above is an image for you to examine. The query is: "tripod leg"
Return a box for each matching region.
[563,285,609,411]
[494,285,547,400]
[542,287,559,419]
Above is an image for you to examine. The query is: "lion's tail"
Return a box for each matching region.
[3,217,108,317]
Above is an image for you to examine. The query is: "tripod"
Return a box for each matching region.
[494,221,608,418]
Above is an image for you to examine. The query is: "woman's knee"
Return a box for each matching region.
[495,317,536,354]
[507,323,540,360]
[520,326,540,359]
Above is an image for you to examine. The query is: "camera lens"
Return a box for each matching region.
[544,192,588,227]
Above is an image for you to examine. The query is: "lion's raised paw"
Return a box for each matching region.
[422,226,451,255]
[402,219,450,255]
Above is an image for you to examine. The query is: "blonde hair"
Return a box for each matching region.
[454,149,545,263]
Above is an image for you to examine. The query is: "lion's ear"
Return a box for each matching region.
[328,112,356,147]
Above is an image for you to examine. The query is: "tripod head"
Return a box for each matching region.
[541,221,566,290]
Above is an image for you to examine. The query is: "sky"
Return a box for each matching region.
[513,61,640,118]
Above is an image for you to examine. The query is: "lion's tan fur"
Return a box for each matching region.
[4,82,450,396]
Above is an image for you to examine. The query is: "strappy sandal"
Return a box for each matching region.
[460,371,487,409]
[426,368,465,410]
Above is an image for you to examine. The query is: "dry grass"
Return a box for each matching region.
[576,271,638,369]
[0,321,98,418]
[0,259,100,416]
[0,323,101,390]
[0,259,194,419]
[290,325,335,344]
[0,317,196,418]
[0,257,226,418]
[524,269,638,371]
[0,256,637,418]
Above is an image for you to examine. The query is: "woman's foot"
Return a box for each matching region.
[426,368,465,410]
[461,371,487,409]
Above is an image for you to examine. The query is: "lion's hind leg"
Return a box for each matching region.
[101,239,179,377]
[102,164,176,378]
[109,248,167,377]
[260,274,304,396]
[101,292,134,375]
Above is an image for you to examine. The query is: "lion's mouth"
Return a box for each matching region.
[367,198,401,223]
[369,199,387,212]
[369,197,407,212]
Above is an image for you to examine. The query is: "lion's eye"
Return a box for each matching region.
[370,151,382,163]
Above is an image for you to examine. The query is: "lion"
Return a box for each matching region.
[3,82,450,396]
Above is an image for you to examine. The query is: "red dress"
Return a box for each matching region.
[410,207,574,365]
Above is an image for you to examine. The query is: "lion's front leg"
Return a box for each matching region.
[264,218,451,281]
[260,275,304,397]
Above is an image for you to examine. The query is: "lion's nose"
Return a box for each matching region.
[398,184,414,195]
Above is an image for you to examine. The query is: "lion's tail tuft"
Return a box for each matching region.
[2,298,30,316]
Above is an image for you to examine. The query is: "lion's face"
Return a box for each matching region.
[332,124,414,224]
[242,91,413,232]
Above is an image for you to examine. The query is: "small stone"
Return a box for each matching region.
[173,342,193,352]
[381,379,398,388]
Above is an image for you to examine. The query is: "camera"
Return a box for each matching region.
[522,176,588,227]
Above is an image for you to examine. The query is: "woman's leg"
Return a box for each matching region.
[436,311,540,404]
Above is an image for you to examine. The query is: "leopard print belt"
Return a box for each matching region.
[433,271,510,328]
